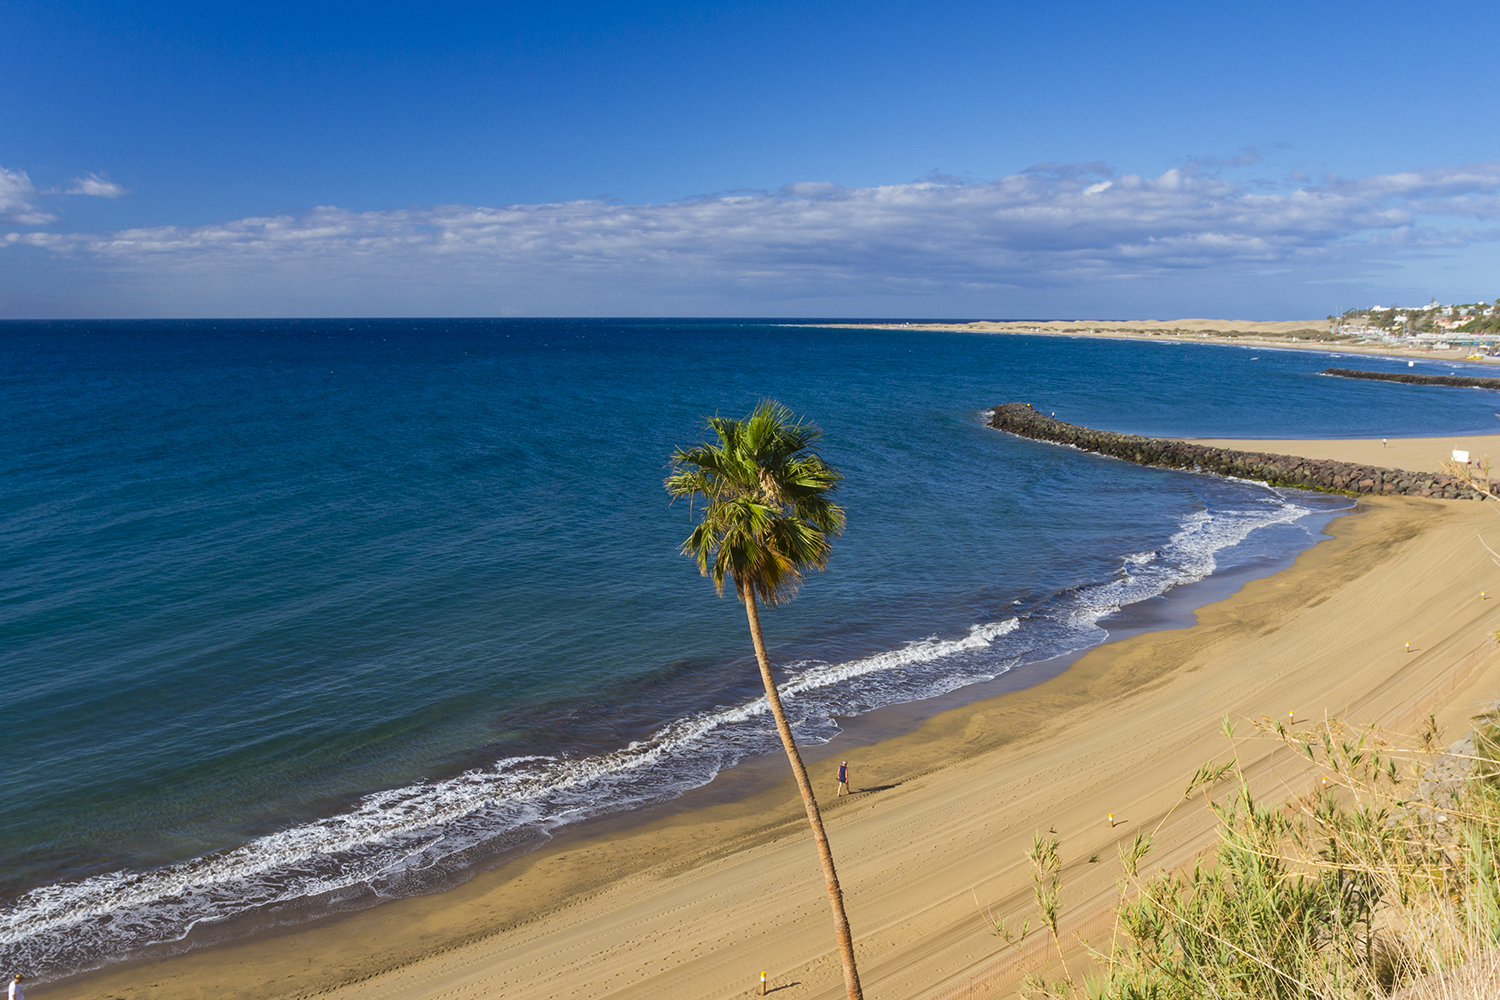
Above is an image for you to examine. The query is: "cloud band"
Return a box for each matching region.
[5,161,1500,314]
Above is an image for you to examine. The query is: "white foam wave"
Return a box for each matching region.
[779,619,1019,700]
[0,618,1024,976]
[1063,491,1314,639]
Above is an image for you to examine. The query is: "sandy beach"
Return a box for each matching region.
[45,482,1500,999]
[1182,433,1500,477]
[814,318,1483,361]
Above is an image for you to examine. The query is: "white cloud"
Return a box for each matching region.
[66,172,129,198]
[0,167,55,225]
[7,160,1500,315]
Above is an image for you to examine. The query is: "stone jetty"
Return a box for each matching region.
[987,403,1488,500]
[1321,368,1500,390]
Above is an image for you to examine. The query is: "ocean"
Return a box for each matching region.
[3,319,1497,979]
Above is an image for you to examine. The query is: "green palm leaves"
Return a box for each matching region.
[666,400,846,606]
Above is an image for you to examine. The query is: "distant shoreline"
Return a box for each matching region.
[807,318,1481,361]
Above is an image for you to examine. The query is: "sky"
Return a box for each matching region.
[4,0,1500,319]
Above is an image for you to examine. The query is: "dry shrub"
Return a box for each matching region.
[999,714,1500,1000]
[1389,950,1500,1000]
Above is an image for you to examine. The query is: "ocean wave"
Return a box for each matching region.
[0,617,1027,976]
[1062,493,1313,637]
[0,490,1331,978]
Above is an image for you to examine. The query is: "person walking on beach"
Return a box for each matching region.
[9,973,23,1000]
[836,761,850,796]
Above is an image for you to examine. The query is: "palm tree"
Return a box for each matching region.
[666,399,862,1000]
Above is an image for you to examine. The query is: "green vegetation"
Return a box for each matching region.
[664,400,864,1000]
[1184,328,1357,343]
[997,715,1500,999]
[1456,311,1500,335]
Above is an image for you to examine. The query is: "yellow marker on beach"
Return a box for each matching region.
[1406,642,1411,652]
[1289,710,1295,724]
[761,971,767,995]
[1108,813,1115,828]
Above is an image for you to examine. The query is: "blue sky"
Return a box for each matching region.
[4,0,1500,318]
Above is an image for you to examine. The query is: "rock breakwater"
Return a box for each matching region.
[1321,368,1500,390]
[987,403,1487,500]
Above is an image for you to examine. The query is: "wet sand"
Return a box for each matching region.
[43,487,1500,1000]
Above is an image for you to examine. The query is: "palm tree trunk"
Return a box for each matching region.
[741,581,864,1000]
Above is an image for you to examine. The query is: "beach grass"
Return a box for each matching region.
[1000,714,1500,1000]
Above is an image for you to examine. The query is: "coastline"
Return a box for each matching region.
[808,318,1481,361]
[43,493,1500,1000]
[988,403,1490,499]
[1180,433,1500,477]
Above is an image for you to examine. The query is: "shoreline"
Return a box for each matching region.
[44,492,1500,1000]
[31,486,1345,992]
[807,318,1485,362]
[988,404,1491,499]
[1180,432,1500,478]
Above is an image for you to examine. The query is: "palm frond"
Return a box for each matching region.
[665,399,845,605]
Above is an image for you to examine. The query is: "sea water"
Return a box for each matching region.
[3,319,1496,977]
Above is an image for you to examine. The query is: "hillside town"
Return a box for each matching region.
[1330,298,1500,351]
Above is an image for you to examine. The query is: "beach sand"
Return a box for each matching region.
[1182,433,1500,477]
[838,318,1332,337]
[813,318,1481,361]
[46,494,1500,1000]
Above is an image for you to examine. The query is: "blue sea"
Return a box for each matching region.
[3,319,1498,979]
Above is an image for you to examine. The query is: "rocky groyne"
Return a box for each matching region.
[1322,368,1500,390]
[987,403,1488,500]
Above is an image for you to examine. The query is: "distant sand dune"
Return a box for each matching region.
[814,318,1490,361]
[857,317,1331,336]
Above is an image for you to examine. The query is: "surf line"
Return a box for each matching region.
[987,403,1487,501]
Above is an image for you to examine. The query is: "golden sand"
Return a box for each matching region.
[1181,433,1500,478]
[813,318,1482,361]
